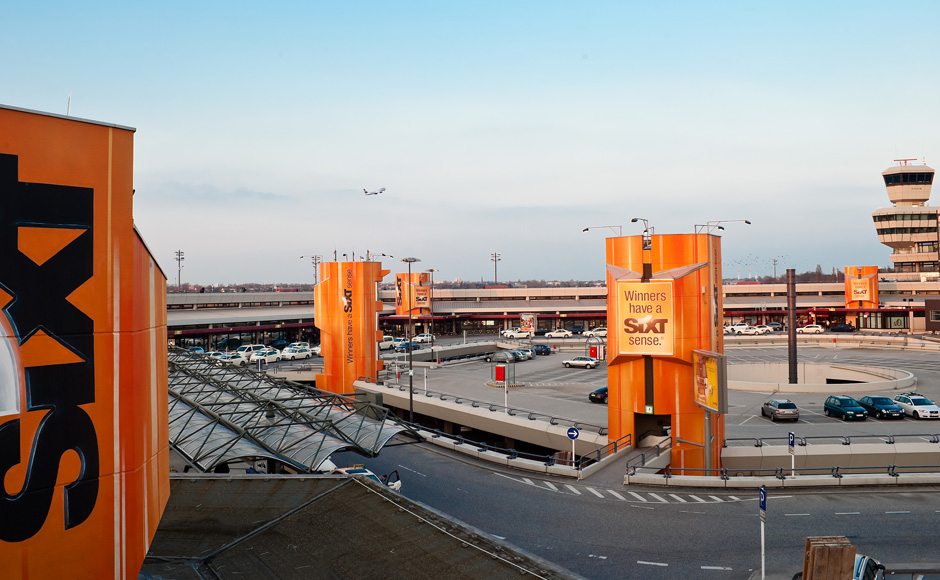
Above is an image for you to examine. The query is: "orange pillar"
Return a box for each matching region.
[0,106,169,578]
[315,261,389,394]
[606,233,725,471]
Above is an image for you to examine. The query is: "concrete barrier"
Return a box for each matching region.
[728,362,916,394]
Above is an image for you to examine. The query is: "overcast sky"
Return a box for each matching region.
[4,1,938,285]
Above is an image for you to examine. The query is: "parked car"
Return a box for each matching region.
[187,346,205,354]
[824,395,868,421]
[516,347,535,359]
[378,336,396,350]
[767,322,784,332]
[892,392,940,419]
[414,333,435,343]
[729,322,749,331]
[205,351,224,359]
[857,396,905,419]
[483,351,514,363]
[268,339,289,350]
[310,344,321,356]
[830,323,857,333]
[287,342,310,350]
[563,356,599,369]
[796,324,824,334]
[219,352,249,366]
[533,328,551,336]
[565,325,584,334]
[281,346,313,360]
[508,350,528,361]
[589,386,608,404]
[760,399,799,422]
[394,341,422,353]
[737,326,761,335]
[331,465,402,492]
[504,330,532,339]
[500,327,521,337]
[723,326,735,335]
[546,329,573,338]
[235,344,267,359]
[753,325,773,334]
[249,348,281,364]
[583,327,607,337]
[533,344,552,356]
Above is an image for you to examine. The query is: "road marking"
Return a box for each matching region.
[680,510,706,514]
[886,511,911,514]
[637,560,668,567]
[739,416,755,426]
[565,484,581,495]
[397,465,427,477]
[608,490,626,501]
[835,512,860,515]
[709,495,724,502]
[785,513,810,516]
[669,494,688,503]
[632,504,654,510]
[628,492,648,502]
[587,487,605,498]
[648,493,669,503]
[728,496,741,502]
[689,495,707,503]
[701,565,733,570]
[544,482,558,491]
[521,478,534,486]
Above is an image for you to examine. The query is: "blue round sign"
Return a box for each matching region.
[567,427,580,440]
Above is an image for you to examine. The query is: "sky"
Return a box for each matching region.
[4,1,939,285]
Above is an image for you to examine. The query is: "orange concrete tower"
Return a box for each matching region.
[314,261,389,394]
[605,233,724,472]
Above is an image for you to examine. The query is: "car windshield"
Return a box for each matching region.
[778,402,797,409]
[870,397,892,405]
[912,397,932,406]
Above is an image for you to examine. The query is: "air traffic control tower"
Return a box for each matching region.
[872,160,938,281]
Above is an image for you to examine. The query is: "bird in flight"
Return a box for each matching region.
[363,187,386,196]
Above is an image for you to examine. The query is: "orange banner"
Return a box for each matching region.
[614,280,675,356]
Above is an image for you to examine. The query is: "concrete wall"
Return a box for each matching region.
[721,442,940,475]
[728,362,916,394]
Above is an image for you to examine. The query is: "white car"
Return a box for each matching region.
[504,330,532,339]
[737,326,761,335]
[235,344,267,359]
[500,327,521,337]
[378,336,397,350]
[287,342,310,350]
[331,465,401,492]
[281,346,312,360]
[545,329,573,338]
[206,351,225,359]
[563,356,599,369]
[414,333,435,343]
[753,325,773,335]
[249,348,281,364]
[729,323,749,331]
[796,325,824,334]
[583,328,607,337]
[892,393,940,419]
[219,352,249,366]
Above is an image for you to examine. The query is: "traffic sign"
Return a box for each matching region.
[788,432,795,455]
[759,485,767,522]
[567,427,580,440]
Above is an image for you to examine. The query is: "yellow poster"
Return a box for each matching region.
[850,278,870,302]
[615,280,674,356]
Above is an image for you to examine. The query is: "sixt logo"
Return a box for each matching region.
[623,315,668,334]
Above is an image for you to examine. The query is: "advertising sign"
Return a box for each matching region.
[692,349,728,414]
[615,280,674,356]
[520,313,536,333]
[413,286,430,308]
[849,279,870,302]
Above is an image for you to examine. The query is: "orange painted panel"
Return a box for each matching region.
[0,106,168,579]
[844,266,879,309]
[395,272,430,316]
[606,233,724,471]
[315,261,389,394]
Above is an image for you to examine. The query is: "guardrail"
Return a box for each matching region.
[660,464,940,480]
[724,433,940,447]
[625,438,672,473]
[362,379,608,436]
[726,332,940,351]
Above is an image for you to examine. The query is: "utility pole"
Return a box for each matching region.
[491,252,501,285]
[300,255,322,285]
[174,250,185,290]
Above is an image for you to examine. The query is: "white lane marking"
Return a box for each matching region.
[689,495,707,503]
[835,512,860,515]
[701,565,733,570]
[728,496,741,501]
[632,505,654,510]
[680,510,706,514]
[608,490,626,501]
[709,495,724,502]
[637,560,668,567]
[785,513,811,516]
[628,492,648,502]
[648,493,669,503]
[544,482,559,491]
[669,494,688,503]
[739,416,756,426]
[521,478,534,486]
[587,487,605,498]
[565,484,582,495]
[397,465,426,477]
[492,534,506,540]
[886,511,911,514]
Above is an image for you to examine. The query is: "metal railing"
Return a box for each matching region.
[657,464,940,480]
[625,438,672,473]
[724,433,940,448]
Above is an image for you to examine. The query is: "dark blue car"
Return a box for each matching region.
[533,344,552,356]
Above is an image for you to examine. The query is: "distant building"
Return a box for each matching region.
[872,159,938,281]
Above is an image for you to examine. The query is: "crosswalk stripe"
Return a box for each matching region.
[729,496,741,501]
[544,482,558,491]
[669,494,687,503]
[565,484,582,495]
[628,492,648,502]
[608,490,626,501]
[648,493,669,503]
[689,495,707,503]
[522,478,534,486]
[587,487,605,498]
[709,496,724,502]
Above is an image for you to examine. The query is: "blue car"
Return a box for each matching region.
[533,344,552,356]
[394,341,421,353]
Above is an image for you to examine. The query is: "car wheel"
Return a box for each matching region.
[824,408,830,417]
[586,364,594,369]
[914,411,920,419]
[877,411,883,419]
[770,413,776,422]
[564,362,571,368]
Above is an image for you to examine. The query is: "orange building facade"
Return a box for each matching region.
[606,233,724,471]
[0,106,169,578]
[314,261,389,394]
[395,272,431,316]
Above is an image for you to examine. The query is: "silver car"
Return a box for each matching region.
[563,356,599,369]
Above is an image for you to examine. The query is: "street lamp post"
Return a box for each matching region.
[491,252,501,285]
[426,268,438,349]
[401,257,421,422]
[694,219,752,234]
[300,255,322,285]
[174,250,185,290]
[581,225,623,236]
